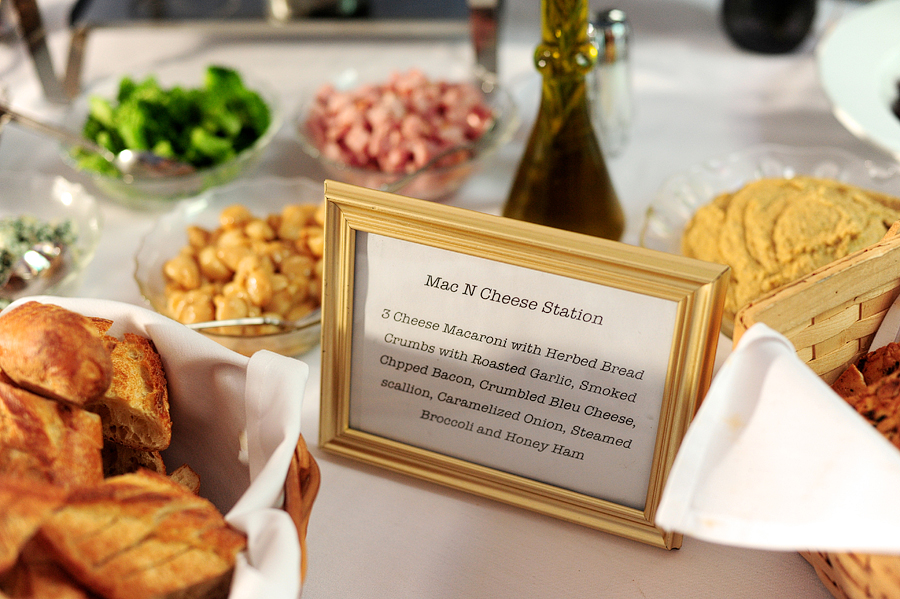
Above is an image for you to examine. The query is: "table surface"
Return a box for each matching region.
[0,1,882,597]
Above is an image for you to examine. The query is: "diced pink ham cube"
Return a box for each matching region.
[303,69,495,175]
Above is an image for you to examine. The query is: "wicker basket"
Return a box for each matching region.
[284,434,321,584]
[733,222,900,599]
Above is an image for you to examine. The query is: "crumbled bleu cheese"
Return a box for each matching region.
[0,215,77,301]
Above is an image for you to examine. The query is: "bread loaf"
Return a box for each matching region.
[0,381,104,489]
[0,536,98,599]
[0,474,67,573]
[38,470,246,599]
[0,302,112,406]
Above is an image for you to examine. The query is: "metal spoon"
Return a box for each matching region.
[0,102,195,179]
[0,240,68,300]
[186,309,322,334]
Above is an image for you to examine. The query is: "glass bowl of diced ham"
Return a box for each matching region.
[294,68,519,202]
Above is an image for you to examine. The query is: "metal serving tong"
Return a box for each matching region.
[185,309,321,333]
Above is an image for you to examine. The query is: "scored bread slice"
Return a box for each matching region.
[0,381,104,489]
[37,470,246,599]
[87,333,171,451]
[0,302,113,407]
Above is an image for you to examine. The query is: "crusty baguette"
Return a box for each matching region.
[0,303,113,407]
[38,470,246,599]
[87,333,171,451]
[101,441,166,478]
[0,381,103,489]
[0,474,68,574]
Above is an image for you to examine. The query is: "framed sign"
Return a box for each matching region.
[318,181,729,549]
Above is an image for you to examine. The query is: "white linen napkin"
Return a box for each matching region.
[4,296,309,598]
[655,318,900,552]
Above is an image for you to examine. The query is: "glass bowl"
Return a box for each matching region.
[640,144,900,336]
[59,61,282,210]
[134,176,323,357]
[294,67,519,202]
[0,172,103,307]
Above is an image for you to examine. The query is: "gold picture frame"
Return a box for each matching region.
[319,181,729,549]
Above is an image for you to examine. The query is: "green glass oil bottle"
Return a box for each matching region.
[502,0,625,241]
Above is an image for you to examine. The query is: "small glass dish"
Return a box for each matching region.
[0,172,104,306]
[294,67,519,202]
[59,61,282,210]
[134,175,323,357]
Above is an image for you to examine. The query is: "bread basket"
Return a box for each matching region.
[2,296,320,597]
[733,222,900,599]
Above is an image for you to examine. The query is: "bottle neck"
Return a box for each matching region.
[534,0,596,81]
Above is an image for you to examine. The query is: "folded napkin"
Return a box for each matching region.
[4,296,310,599]
[655,318,900,553]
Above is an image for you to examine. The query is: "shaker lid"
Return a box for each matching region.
[592,8,631,63]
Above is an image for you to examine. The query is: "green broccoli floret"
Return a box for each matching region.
[189,127,236,165]
[87,96,116,129]
[112,100,152,150]
[76,65,271,178]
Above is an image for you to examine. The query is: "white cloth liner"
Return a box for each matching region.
[3,296,309,598]
[656,301,900,553]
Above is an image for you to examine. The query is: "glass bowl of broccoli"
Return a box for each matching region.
[60,62,282,209]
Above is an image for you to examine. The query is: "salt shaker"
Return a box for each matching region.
[587,8,633,158]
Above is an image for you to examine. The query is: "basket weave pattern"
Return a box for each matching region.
[733,224,900,599]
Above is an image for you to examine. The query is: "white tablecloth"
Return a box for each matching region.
[0,1,877,597]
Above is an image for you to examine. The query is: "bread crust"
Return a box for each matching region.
[832,342,900,450]
[0,303,113,407]
[167,464,201,495]
[38,470,246,599]
[0,536,99,599]
[857,342,900,384]
[0,381,104,489]
[0,474,68,574]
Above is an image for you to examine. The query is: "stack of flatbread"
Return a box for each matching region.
[0,301,246,599]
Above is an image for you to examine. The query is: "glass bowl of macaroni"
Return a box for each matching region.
[134,176,323,357]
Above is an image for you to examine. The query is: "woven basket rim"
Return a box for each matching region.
[283,434,320,584]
